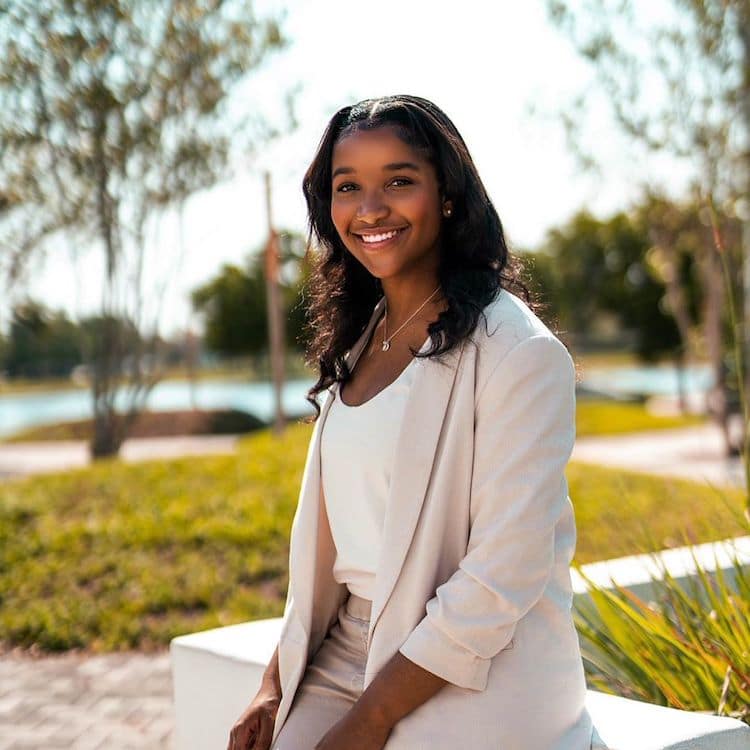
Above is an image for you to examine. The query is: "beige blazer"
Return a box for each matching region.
[272,289,594,749]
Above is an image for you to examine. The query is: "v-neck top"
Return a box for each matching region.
[320,334,430,600]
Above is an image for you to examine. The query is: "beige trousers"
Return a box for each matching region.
[271,591,372,750]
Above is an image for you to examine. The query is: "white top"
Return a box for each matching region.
[320,334,430,600]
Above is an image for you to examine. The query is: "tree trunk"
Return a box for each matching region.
[90,407,124,458]
[674,350,688,415]
[701,237,734,457]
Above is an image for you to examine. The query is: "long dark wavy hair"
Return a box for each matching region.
[300,94,543,421]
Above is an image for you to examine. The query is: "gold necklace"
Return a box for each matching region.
[381,285,441,352]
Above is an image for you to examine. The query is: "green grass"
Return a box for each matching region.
[576,400,707,436]
[0,422,746,654]
[0,422,312,653]
[568,462,747,563]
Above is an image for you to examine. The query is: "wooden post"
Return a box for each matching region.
[264,171,286,435]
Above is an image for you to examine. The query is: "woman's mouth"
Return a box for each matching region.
[353,227,408,250]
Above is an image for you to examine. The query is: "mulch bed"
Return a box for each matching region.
[8,409,266,441]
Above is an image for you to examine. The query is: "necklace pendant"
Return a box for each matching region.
[381,340,390,351]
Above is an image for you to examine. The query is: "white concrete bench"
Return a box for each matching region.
[170,617,750,750]
[570,536,750,603]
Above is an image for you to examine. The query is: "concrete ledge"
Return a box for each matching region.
[587,691,749,750]
[572,536,750,603]
[170,617,750,750]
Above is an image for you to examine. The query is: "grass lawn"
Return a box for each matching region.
[0,422,746,654]
[575,400,707,436]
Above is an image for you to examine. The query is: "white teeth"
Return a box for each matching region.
[359,229,400,243]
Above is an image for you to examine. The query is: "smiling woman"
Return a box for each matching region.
[226,95,593,750]
[330,129,446,287]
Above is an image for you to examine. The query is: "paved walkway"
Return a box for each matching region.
[573,424,745,490]
[0,649,174,749]
[0,435,240,481]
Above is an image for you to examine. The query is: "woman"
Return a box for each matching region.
[228,95,593,750]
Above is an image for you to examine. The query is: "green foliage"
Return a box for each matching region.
[575,554,750,723]
[569,462,747,564]
[191,229,309,357]
[0,416,746,651]
[0,0,290,283]
[576,399,706,437]
[192,263,269,356]
[529,208,682,361]
[545,0,747,198]
[3,300,83,378]
[0,422,311,652]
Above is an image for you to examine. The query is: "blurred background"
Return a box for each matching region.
[0,0,747,460]
[0,0,748,746]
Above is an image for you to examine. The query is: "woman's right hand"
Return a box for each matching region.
[227,687,281,750]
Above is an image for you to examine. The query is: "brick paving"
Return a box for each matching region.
[0,649,174,749]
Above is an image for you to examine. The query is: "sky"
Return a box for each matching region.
[2,0,696,339]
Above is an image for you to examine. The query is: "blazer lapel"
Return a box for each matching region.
[288,296,389,643]
[367,333,464,643]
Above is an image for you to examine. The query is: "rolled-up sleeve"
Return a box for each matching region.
[398,333,577,691]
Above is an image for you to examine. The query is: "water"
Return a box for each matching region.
[0,377,319,439]
[0,363,716,439]
[582,363,714,397]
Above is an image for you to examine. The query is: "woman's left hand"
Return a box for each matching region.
[313,704,392,750]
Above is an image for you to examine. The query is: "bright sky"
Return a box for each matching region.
[2,0,694,339]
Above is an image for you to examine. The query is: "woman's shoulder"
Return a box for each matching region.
[469,288,574,385]
[472,287,560,350]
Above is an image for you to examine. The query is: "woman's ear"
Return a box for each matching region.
[442,199,453,218]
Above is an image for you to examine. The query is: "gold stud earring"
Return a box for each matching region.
[443,207,452,217]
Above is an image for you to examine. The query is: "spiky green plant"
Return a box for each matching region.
[575,546,750,723]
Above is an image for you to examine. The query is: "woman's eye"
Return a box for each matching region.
[334,178,411,194]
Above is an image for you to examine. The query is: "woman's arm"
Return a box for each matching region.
[260,643,282,700]
[356,650,447,726]
[314,652,446,749]
[396,333,577,691]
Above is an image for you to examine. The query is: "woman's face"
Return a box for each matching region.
[330,124,448,283]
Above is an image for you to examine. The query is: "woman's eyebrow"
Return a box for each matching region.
[384,161,420,172]
[331,161,421,179]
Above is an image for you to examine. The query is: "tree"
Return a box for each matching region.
[0,0,290,457]
[5,301,83,378]
[192,263,268,356]
[545,0,749,456]
[191,229,309,360]
[532,208,683,363]
[636,189,743,448]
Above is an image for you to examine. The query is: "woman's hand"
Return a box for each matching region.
[313,704,392,750]
[227,687,281,750]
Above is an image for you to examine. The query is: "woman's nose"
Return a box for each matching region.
[356,192,389,224]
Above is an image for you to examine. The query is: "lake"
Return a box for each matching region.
[0,377,319,439]
[0,362,714,439]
